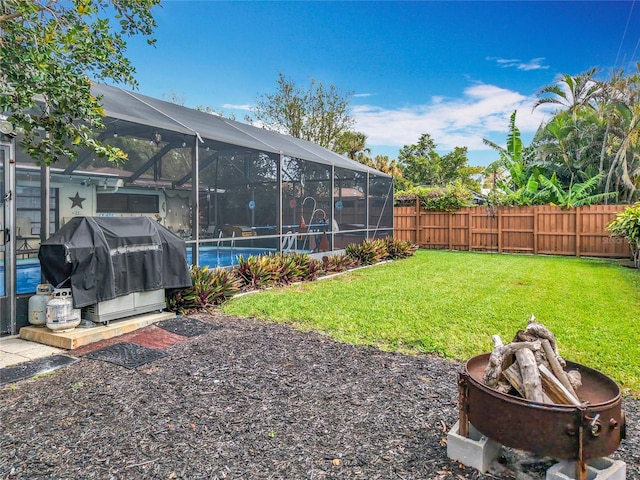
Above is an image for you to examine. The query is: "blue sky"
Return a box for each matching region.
[122,0,640,166]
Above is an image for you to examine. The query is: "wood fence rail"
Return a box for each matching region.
[394,201,631,259]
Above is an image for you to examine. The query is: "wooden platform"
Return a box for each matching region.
[19,311,176,350]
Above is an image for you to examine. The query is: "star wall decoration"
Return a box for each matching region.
[69,192,85,209]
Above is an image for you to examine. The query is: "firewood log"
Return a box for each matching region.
[538,364,581,406]
[514,329,538,343]
[567,369,583,391]
[515,347,544,402]
[482,335,541,388]
[495,379,513,395]
[525,315,566,367]
[483,335,506,387]
[502,363,552,403]
[540,339,579,399]
[502,362,526,397]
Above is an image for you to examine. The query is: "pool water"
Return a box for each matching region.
[3,247,275,296]
[12,259,43,295]
[187,247,275,268]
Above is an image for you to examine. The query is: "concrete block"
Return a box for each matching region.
[546,458,626,480]
[447,420,502,473]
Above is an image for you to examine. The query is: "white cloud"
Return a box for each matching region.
[493,57,521,67]
[487,56,549,71]
[354,92,375,98]
[222,103,253,111]
[352,82,552,164]
[517,57,549,71]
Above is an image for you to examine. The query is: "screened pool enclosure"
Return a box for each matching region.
[2,83,393,332]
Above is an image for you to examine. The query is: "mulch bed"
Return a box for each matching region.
[0,312,638,480]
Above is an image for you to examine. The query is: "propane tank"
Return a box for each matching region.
[46,288,81,332]
[28,284,53,325]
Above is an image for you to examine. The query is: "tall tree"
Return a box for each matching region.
[605,101,640,201]
[398,134,478,189]
[532,67,639,203]
[534,110,582,181]
[371,154,404,179]
[0,0,160,165]
[534,67,601,121]
[247,72,354,150]
[334,130,370,159]
[604,67,640,202]
[397,134,439,186]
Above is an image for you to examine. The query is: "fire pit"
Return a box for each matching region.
[459,353,626,480]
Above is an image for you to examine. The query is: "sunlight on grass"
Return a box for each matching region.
[221,250,640,394]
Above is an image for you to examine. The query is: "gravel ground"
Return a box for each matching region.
[1,313,638,480]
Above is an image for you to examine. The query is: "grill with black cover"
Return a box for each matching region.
[39,217,191,309]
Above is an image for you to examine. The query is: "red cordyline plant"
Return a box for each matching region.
[234,255,276,290]
[165,265,242,314]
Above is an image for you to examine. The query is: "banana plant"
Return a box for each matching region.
[483,111,544,204]
[536,173,617,208]
[483,111,523,171]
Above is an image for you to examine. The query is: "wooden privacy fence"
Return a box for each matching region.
[394,202,631,258]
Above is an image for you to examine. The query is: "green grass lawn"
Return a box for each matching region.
[221,250,640,395]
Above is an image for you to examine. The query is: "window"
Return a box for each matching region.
[97,193,159,213]
[16,186,59,234]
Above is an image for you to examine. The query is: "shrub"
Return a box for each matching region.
[290,252,324,281]
[239,252,325,286]
[395,181,476,211]
[345,239,388,265]
[606,203,640,268]
[322,253,358,273]
[382,237,418,259]
[166,265,242,314]
[267,252,304,285]
[234,255,276,289]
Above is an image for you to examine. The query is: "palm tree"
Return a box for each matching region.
[531,67,640,203]
[604,101,640,201]
[532,68,608,186]
[592,69,627,185]
[533,67,601,121]
[533,108,605,184]
[604,67,640,203]
[334,131,370,160]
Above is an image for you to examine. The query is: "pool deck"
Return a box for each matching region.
[1,311,175,368]
[0,336,65,369]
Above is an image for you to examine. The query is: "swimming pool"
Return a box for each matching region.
[6,259,43,295]
[187,246,276,269]
[3,247,276,295]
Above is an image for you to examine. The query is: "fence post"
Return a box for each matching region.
[497,208,503,253]
[448,213,453,250]
[415,197,420,245]
[576,207,581,257]
[533,208,538,255]
[468,210,472,251]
